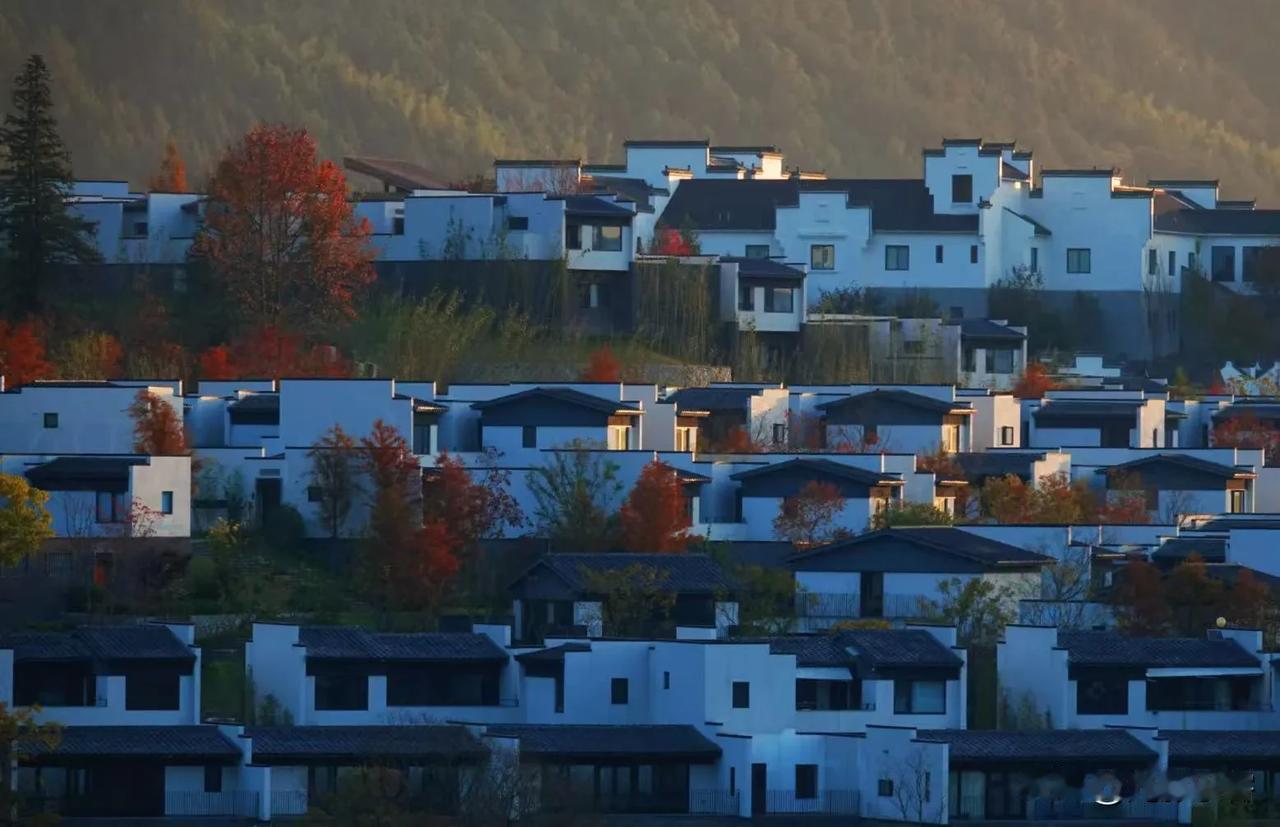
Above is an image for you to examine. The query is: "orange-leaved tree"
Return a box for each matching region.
[194,124,375,334]
[581,345,622,382]
[1111,556,1171,636]
[618,459,692,552]
[423,452,523,556]
[1212,411,1280,467]
[650,227,698,256]
[1012,362,1056,399]
[149,139,188,193]
[0,320,50,387]
[774,480,847,548]
[307,425,360,539]
[197,325,351,379]
[128,390,189,456]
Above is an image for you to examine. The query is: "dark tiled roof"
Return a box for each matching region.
[789,527,1051,568]
[718,257,806,281]
[559,195,635,220]
[227,393,279,412]
[730,457,903,487]
[1151,536,1227,563]
[816,389,971,415]
[1156,208,1280,235]
[1058,630,1259,668]
[529,553,733,594]
[917,730,1155,764]
[768,629,962,671]
[515,642,591,664]
[588,176,660,213]
[25,457,144,492]
[0,625,194,663]
[1033,400,1143,420]
[471,386,638,415]
[956,319,1027,341]
[663,386,761,412]
[1196,517,1280,531]
[953,451,1044,481]
[299,627,507,662]
[1213,402,1280,421]
[345,156,451,191]
[484,725,719,762]
[1001,162,1029,182]
[1098,454,1255,480]
[248,726,486,764]
[25,726,239,760]
[659,178,979,233]
[1163,730,1280,763]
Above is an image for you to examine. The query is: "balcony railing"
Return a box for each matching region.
[166,790,261,817]
[796,700,876,712]
[270,789,309,816]
[690,790,740,815]
[1148,700,1273,713]
[762,789,860,814]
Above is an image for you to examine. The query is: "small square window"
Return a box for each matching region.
[611,677,629,705]
[810,244,835,271]
[522,426,537,449]
[43,413,58,429]
[307,486,323,503]
[1066,248,1091,274]
[732,681,750,709]
[593,224,623,252]
[204,765,222,794]
[796,764,818,799]
[160,491,173,515]
[878,779,894,798]
[885,245,909,271]
[507,215,529,231]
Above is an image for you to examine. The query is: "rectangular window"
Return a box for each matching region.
[810,244,835,271]
[1169,250,1177,278]
[160,491,173,515]
[95,492,127,524]
[795,764,818,799]
[43,413,58,429]
[578,282,600,309]
[772,423,786,447]
[1148,248,1158,276]
[732,681,750,709]
[675,426,696,453]
[970,244,978,264]
[1231,488,1245,513]
[663,671,670,690]
[522,426,536,449]
[729,767,736,796]
[392,215,405,235]
[607,424,632,451]
[1076,676,1129,715]
[879,779,894,798]
[745,244,770,259]
[315,673,369,711]
[507,215,529,231]
[738,283,754,311]
[1188,251,1197,272]
[593,224,623,252]
[935,244,943,264]
[1030,247,1039,272]
[124,666,181,711]
[985,348,1014,374]
[893,679,946,714]
[941,424,961,453]
[204,765,222,794]
[1211,246,1235,282]
[565,223,582,250]
[951,174,973,203]
[764,287,793,313]
[1000,425,1015,446]
[1066,248,1091,274]
[1243,246,1264,282]
[885,245,909,271]
[611,677,629,705]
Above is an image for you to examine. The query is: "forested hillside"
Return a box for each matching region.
[4,0,1280,199]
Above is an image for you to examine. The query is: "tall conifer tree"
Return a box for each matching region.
[0,54,99,315]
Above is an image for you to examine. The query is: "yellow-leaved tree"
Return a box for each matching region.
[0,472,53,566]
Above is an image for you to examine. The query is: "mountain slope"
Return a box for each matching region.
[3,0,1280,199]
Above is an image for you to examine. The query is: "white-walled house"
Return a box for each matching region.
[1025,390,1168,450]
[0,380,183,455]
[789,527,1050,627]
[999,626,1279,731]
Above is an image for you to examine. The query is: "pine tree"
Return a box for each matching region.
[0,54,99,315]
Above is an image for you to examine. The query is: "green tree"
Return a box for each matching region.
[0,472,52,566]
[0,54,99,315]
[528,442,621,552]
[872,501,954,529]
[919,577,1016,646]
[0,702,61,818]
[581,563,676,637]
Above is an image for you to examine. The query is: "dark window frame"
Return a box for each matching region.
[970,244,978,264]
[204,765,222,793]
[160,491,174,515]
[507,215,529,231]
[43,413,58,429]
[745,244,770,259]
[732,680,750,709]
[885,245,910,271]
[935,244,944,264]
[1211,245,1235,282]
[1066,248,1091,274]
[611,677,629,705]
[795,764,818,799]
[522,425,537,449]
[592,224,623,252]
[810,244,835,271]
[951,174,973,204]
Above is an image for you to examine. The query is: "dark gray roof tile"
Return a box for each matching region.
[248,726,486,763]
[917,729,1155,763]
[25,726,239,760]
[1058,630,1259,668]
[299,628,507,662]
[484,725,719,762]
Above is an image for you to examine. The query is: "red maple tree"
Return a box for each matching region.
[128,390,190,455]
[581,345,623,382]
[774,480,847,547]
[618,459,692,552]
[650,227,697,256]
[1012,362,1056,399]
[149,139,189,193]
[423,452,523,552]
[1111,556,1172,636]
[197,326,351,379]
[1212,412,1280,466]
[0,320,51,387]
[193,124,375,333]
